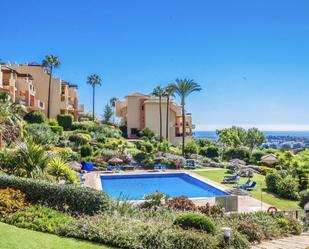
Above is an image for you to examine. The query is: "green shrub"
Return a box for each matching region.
[0,148,18,174]
[299,190,309,208]
[51,147,80,162]
[25,123,59,145]
[277,175,299,200]
[265,171,281,193]
[136,140,154,153]
[81,144,93,157]
[47,157,79,183]
[140,192,168,209]
[199,146,219,159]
[46,118,58,126]
[230,231,251,249]
[24,111,45,124]
[0,188,28,217]
[250,150,267,164]
[237,221,263,242]
[69,133,91,145]
[174,212,216,234]
[50,125,64,136]
[139,127,156,140]
[222,147,250,162]
[3,205,74,234]
[0,175,109,215]
[16,140,49,178]
[71,121,96,131]
[57,114,73,130]
[259,166,274,175]
[184,141,200,156]
[157,140,170,153]
[286,216,303,235]
[61,213,222,249]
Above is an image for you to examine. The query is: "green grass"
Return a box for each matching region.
[0,222,114,249]
[195,169,300,210]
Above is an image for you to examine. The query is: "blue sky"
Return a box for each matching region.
[1,0,309,130]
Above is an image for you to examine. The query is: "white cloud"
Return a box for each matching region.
[195,124,309,131]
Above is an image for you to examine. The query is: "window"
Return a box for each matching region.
[131,128,138,135]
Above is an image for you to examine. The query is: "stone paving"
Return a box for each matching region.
[251,231,309,249]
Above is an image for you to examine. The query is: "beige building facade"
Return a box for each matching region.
[0,64,45,112]
[8,63,79,120]
[116,93,194,145]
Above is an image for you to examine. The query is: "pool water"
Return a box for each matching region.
[100,173,228,200]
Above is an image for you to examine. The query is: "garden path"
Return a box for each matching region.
[251,231,309,249]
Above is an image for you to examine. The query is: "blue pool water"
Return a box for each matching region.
[100,173,228,200]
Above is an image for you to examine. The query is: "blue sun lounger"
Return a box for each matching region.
[154,164,161,171]
[161,164,167,171]
[115,165,121,172]
[240,181,256,190]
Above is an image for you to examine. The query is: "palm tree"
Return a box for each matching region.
[86,74,102,121]
[109,97,118,123]
[42,55,61,118]
[164,84,175,140]
[152,86,165,142]
[171,79,202,156]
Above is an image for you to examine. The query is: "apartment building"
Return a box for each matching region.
[0,64,45,111]
[115,92,194,145]
[9,63,79,120]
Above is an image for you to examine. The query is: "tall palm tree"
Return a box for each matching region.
[164,84,175,140]
[152,86,165,142]
[87,74,102,121]
[42,55,61,118]
[109,97,118,123]
[171,79,202,156]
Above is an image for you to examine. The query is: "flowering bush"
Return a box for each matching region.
[0,188,28,217]
[167,197,196,211]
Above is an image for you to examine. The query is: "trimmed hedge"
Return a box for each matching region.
[24,111,46,124]
[57,114,73,130]
[50,125,64,136]
[0,175,109,215]
[174,212,216,234]
[81,144,93,157]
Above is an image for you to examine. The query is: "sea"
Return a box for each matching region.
[194,131,309,140]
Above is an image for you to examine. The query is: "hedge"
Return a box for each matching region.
[50,125,64,136]
[24,111,46,124]
[57,114,73,130]
[0,175,109,215]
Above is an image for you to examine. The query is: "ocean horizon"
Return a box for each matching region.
[194,131,309,140]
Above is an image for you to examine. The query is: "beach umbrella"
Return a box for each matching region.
[108,157,123,165]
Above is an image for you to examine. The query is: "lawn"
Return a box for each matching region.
[195,169,300,210]
[0,222,114,249]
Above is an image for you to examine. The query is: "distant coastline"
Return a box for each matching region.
[194,131,309,140]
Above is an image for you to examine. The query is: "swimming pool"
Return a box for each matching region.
[100,173,228,200]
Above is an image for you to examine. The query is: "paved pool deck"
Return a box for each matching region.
[83,169,270,213]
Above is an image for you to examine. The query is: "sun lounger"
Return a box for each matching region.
[238,179,251,188]
[106,165,113,172]
[222,175,239,184]
[240,181,256,190]
[154,164,161,172]
[115,165,121,172]
[161,164,167,171]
